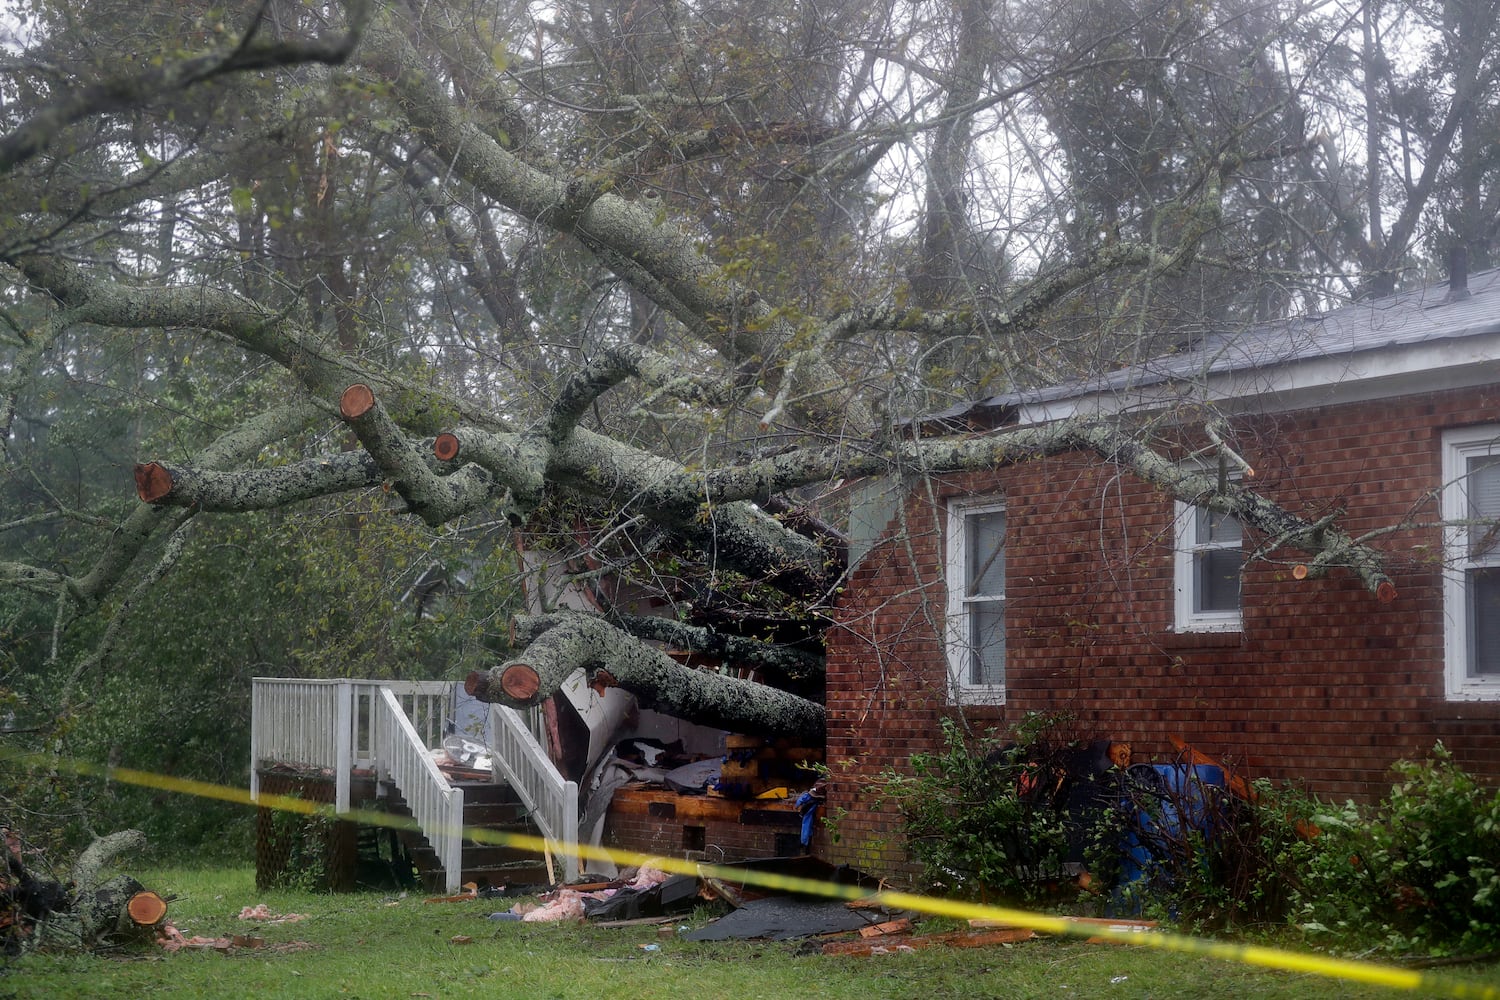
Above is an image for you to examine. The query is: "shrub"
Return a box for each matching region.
[876,714,1113,902]
[1287,744,1500,955]
[261,805,333,893]
[880,732,1500,954]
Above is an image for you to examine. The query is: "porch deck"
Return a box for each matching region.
[250,678,580,893]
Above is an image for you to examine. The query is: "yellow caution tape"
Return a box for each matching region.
[3,746,1495,998]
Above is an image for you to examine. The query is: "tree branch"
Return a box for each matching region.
[366,12,868,430]
[337,384,498,526]
[466,611,824,739]
[0,0,370,173]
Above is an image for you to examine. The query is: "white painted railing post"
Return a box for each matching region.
[249,679,262,803]
[335,681,353,814]
[446,792,465,895]
[488,705,581,882]
[559,777,580,883]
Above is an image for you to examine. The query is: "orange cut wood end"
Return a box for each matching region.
[1377,581,1398,603]
[500,664,541,701]
[434,433,461,462]
[1291,564,1308,580]
[339,383,376,419]
[134,462,174,503]
[127,890,168,927]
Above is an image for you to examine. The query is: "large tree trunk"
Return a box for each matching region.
[466,612,825,740]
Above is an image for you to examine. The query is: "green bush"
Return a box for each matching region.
[879,731,1500,954]
[1287,744,1500,955]
[877,714,1111,902]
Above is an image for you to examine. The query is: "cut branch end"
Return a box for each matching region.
[339,383,376,419]
[134,462,174,503]
[434,433,460,462]
[127,889,168,927]
[463,670,487,698]
[499,664,540,700]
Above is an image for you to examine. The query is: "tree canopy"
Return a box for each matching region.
[2,0,1491,842]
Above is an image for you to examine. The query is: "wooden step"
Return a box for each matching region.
[379,777,555,892]
[464,802,530,826]
[451,780,524,804]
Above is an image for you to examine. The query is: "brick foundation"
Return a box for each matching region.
[603,788,807,864]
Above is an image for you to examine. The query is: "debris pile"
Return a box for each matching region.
[494,861,695,923]
[711,736,822,800]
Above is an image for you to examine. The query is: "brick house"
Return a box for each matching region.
[821,265,1500,874]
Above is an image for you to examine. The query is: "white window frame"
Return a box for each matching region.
[1440,425,1500,700]
[945,497,1007,705]
[1173,484,1244,633]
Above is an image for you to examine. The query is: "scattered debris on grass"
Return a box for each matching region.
[237,903,307,924]
[969,915,1160,944]
[820,927,1038,957]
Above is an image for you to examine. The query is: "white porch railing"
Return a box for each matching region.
[371,687,464,892]
[490,705,580,883]
[250,679,350,806]
[250,678,462,891]
[250,677,577,893]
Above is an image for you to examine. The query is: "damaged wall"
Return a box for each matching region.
[604,789,806,862]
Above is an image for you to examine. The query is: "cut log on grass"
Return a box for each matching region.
[2,829,163,953]
[126,890,168,928]
[79,875,164,942]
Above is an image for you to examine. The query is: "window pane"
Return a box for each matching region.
[968,601,1005,686]
[1195,548,1243,612]
[967,510,1006,596]
[1469,567,1500,676]
[1467,457,1500,558]
[1195,507,1242,545]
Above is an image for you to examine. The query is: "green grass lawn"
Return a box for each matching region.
[2,867,1496,999]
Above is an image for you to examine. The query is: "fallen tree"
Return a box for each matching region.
[2,829,168,954]
[6,264,1405,738]
[467,610,825,740]
[0,0,1417,748]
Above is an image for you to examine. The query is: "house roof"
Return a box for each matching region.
[931,265,1500,428]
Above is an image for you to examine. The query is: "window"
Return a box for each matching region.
[1441,426,1500,699]
[1174,490,1244,632]
[946,497,1006,703]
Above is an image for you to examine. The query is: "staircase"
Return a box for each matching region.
[251,678,579,893]
[384,779,553,891]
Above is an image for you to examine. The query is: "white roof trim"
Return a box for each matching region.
[1015,331,1500,425]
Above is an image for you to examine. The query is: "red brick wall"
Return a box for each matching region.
[824,385,1500,876]
[604,789,806,862]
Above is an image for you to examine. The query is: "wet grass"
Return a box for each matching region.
[2,867,1496,999]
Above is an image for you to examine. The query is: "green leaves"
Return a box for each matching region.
[1281,745,1500,955]
[229,185,255,217]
